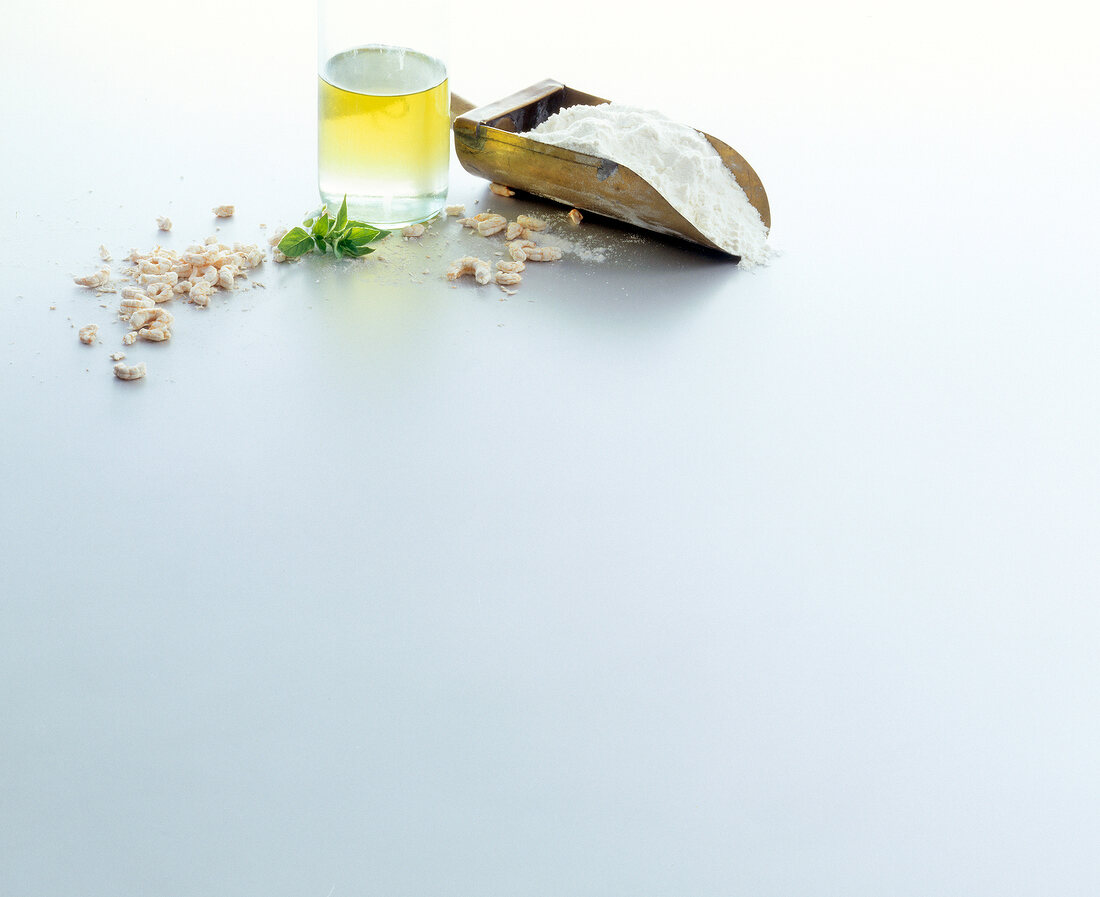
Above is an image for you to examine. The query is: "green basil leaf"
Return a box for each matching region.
[279,200,388,260]
[346,218,390,238]
[277,226,314,258]
[345,225,386,246]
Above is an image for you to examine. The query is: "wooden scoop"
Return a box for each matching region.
[451,81,770,257]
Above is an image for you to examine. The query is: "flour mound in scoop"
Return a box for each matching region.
[526,103,770,266]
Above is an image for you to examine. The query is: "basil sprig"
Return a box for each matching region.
[277,196,389,259]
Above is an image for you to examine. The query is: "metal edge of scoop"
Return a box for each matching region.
[451,80,770,256]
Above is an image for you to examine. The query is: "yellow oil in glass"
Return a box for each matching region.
[318,45,449,227]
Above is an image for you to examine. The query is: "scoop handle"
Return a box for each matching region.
[450,93,476,123]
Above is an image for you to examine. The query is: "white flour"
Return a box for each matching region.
[526,104,771,266]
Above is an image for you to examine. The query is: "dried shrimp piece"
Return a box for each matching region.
[567,209,583,225]
[120,295,156,315]
[401,224,426,238]
[476,214,507,236]
[490,183,516,197]
[120,286,148,301]
[444,204,466,217]
[74,268,110,288]
[78,324,98,344]
[128,308,168,330]
[459,212,497,228]
[494,271,522,285]
[516,215,547,232]
[99,245,112,261]
[139,326,171,342]
[189,281,212,307]
[146,282,174,303]
[496,260,525,273]
[114,361,146,380]
[157,216,172,231]
[522,245,563,262]
[109,352,126,361]
[139,271,179,286]
[139,258,173,275]
[506,222,532,241]
[445,256,492,285]
[212,204,235,218]
[122,331,138,346]
[506,239,536,262]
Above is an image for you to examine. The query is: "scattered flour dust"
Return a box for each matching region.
[537,234,610,264]
[360,207,615,286]
[526,104,771,267]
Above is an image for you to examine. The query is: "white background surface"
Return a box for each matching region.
[2,1,1099,895]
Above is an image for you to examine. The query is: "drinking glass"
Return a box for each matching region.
[317,1,449,227]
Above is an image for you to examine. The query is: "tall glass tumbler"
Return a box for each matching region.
[317,1,449,227]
